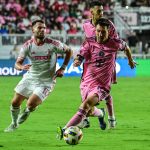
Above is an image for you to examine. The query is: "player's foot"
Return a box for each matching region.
[98,108,107,130]
[108,118,117,129]
[4,123,18,132]
[17,110,30,124]
[56,126,65,140]
[77,118,90,129]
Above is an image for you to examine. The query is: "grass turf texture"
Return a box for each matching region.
[0,76,150,150]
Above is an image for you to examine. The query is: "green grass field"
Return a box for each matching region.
[0,76,150,150]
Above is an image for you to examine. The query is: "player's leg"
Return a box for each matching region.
[77,86,90,129]
[86,87,108,130]
[17,94,42,124]
[78,106,106,130]
[57,93,99,140]
[105,95,116,128]
[88,106,106,130]
[77,117,90,129]
[18,83,54,124]
[4,93,25,132]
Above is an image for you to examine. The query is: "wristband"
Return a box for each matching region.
[77,54,84,62]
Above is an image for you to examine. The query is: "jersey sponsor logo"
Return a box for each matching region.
[33,56,50,60]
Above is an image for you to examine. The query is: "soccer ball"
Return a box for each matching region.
[63,126,83,145]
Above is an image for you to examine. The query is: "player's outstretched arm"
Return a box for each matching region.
[124,45,137,69]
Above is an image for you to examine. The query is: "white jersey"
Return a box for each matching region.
[18,37,68,82]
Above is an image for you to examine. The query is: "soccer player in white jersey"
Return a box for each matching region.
[4,18,72,132]
[57,18,136,139]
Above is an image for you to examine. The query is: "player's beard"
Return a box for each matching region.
[37,36,45,41]
[97,36,108,44]
[97,36,103,43]
[36,34,45,41]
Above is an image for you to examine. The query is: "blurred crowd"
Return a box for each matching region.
[0,0,105,34]
[0,0,149,35]
[120,0,150,7]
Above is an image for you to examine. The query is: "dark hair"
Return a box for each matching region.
[31,18,44,27]
[95,18,110,28]
[90,1,103,8]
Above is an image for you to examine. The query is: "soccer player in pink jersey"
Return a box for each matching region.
[4,18,72,132]
[80,1,120,129]
[57,18,136,139]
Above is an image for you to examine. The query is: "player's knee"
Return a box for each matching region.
[87,108,94,116]
[81,101,91,112]
[11,99,22,107]
[11,93,25,107]
[27,102,37,111]
[27,98,41,110]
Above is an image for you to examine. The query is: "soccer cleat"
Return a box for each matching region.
[108,118,117,129]
[77,118,90,129]
[4,123,18,132]
[17,111,30,124]
[83,118,90,128]
[98,108,107,130]
[56,126,65,140]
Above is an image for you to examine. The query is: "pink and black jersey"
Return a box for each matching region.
[79,38,126,91]
[82,19,119,84]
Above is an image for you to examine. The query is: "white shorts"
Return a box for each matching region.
[15,78,56,101]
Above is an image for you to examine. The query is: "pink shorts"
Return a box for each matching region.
[80,84,109,102]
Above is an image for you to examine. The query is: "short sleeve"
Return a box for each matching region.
[109,20,119,39]
[117,39,127,51]
[52,40,70,53]
[79,41,90,60]
[17,46,28,59]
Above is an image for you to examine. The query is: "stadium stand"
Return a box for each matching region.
[0,0,150,59]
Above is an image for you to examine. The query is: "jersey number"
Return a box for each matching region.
[95,58,105,67]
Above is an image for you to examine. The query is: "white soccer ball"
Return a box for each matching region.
[63,126,83,145]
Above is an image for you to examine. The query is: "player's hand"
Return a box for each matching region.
[73,57,82,67]
[128,59,138,69]
[22,64,32,70]
[53,68,64,79]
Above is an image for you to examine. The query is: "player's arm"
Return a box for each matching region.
[124,44,137,69]
[15,57,31,71]
[15,46,31,71]
[54,47,72,78]
[73,55,84,67]
[60,47,72,70]
[73,40,90,67]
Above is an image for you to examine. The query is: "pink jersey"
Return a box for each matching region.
[82,19,119,84]
[79,38,126,92]
[83,19,119,39]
